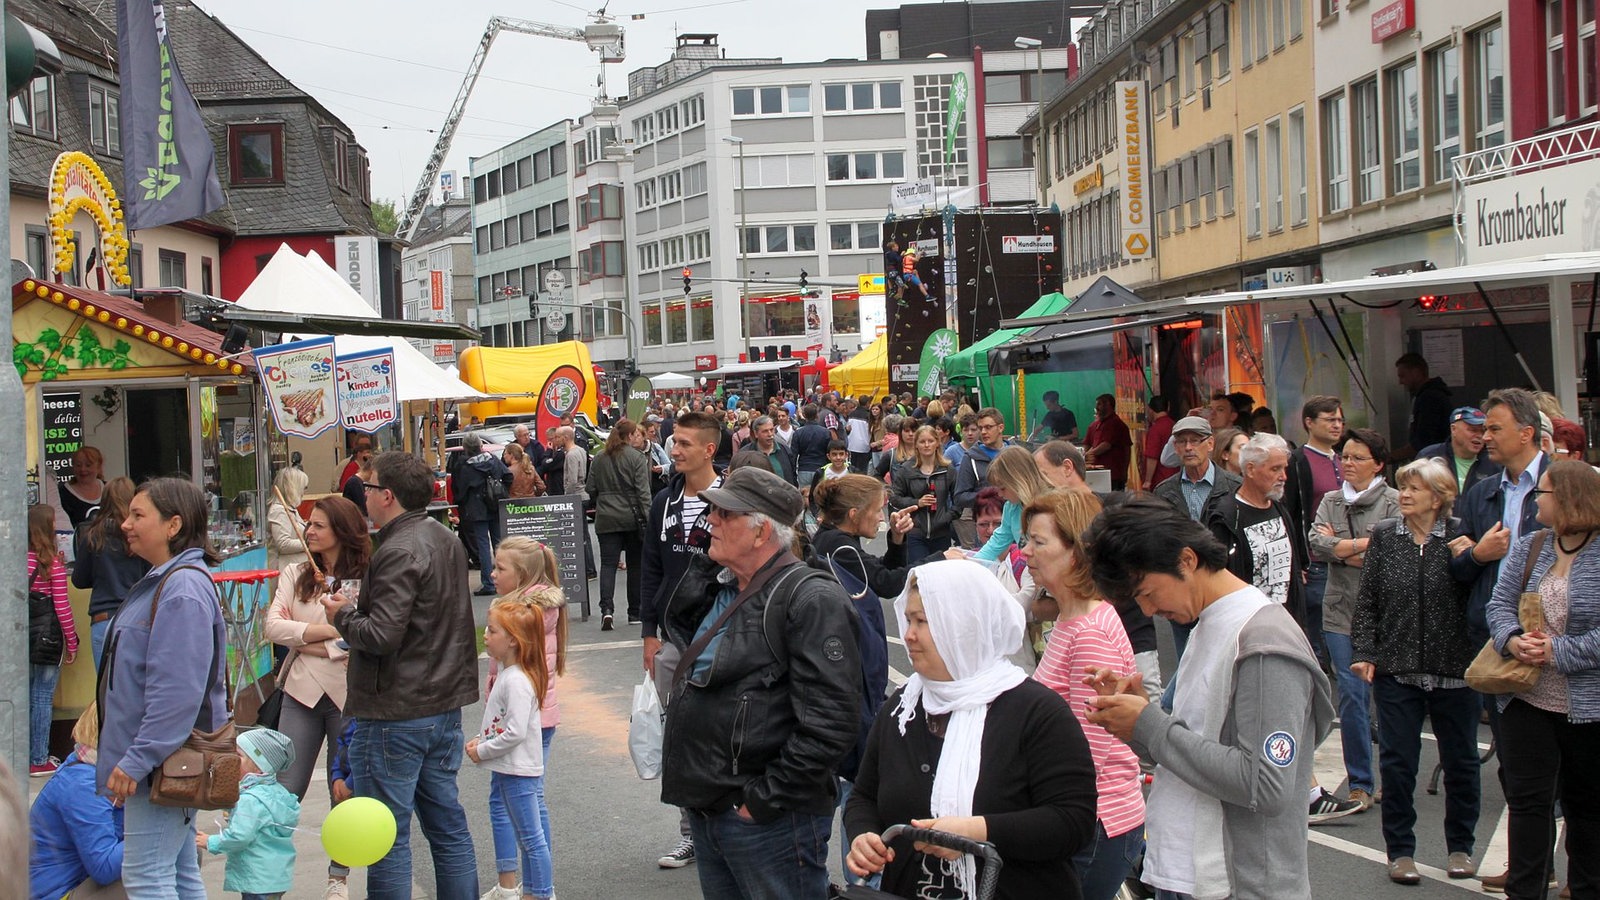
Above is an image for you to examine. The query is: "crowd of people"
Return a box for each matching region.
[20,362,1600,900]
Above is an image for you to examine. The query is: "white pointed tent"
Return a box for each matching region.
[650,371,695,390]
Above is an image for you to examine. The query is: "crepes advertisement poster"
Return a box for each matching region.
[257,336,338,439]
[335,348,398,434]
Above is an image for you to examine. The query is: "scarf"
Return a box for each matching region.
[1340,476,1389,505]
[891,560,1028,893]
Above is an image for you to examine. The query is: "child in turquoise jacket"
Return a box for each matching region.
[196,728,301,899]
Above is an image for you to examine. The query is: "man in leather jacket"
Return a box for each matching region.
[325,451,479,900]
[658,466,861,899]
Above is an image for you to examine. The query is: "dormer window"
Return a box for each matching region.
[88,85,120,154]
[228,123,284,185]
[10,75,55,138]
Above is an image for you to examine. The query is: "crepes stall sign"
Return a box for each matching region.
[335,348,398,434]
[256,336,339,439]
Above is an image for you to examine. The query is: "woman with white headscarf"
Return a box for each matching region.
[844,559,1098,899]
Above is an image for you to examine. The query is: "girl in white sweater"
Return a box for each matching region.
[469,601,554,900]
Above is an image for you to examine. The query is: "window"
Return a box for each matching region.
[744,224,817,255]
[740,154,816,188]
[824,81,904,112]
[1583,1,1599,114]
[683,161,708,197]
[490,221,505,250]
[1387,61,1421,193]
[1321,0,1339,17]
[10,75,54,137]
[687,230,712,262]
[637,179,657,208]
[1217,135,1235,214]
[1322,93,1350,213]
[228,124,284,184]
[644,301,663,346]
[657,104,680,136]
[732,85,810,117]
[638,243,660,272]
[635,115,656,144]
[691,298,715,342]
[825,150,905,182]
[553,200,570,232]
[681,95,706,127]
[1550,0,1569,125]
[1353,78,1382,204]
[659,171,682,201]
[1212,5,1230,77]
[475,225,489,253]
[661,236,685,267]
[765,226,788,253]
[504,216,520,246]
[987,137,1034,169]
[1254,0,1270,61]
[549,143,567,176]
[1271,0,1286,49]
[1289,0,1303,40]
[667,299,688,343]
[24,226,46,277]
[1185,154,1201,227]
[1473,24,1506,150]
[1287,108,1307,225]
[579,186,622,228]
[1240,0,1254,65]
[578,242,624,282]
[1430,44,1461,184]
[88,85,120,154]
[158,249,186,288]
[128,244,143,288]
[1244,128,1261,237]
[536,206,553,237]
[1182,33,1196,99]
[201,258,214,296]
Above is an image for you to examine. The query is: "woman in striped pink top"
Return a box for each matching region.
[29,503,79,776]
[1021,491,1145,900]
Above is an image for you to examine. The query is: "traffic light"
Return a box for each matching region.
[799,269,808,291]
[682,267,692,297]
[6,15,61,99]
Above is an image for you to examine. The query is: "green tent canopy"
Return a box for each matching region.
[944,292,1070,385]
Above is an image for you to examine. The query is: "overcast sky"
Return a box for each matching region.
[191,0,882,213]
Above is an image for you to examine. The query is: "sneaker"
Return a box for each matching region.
[324,879,350,899]
[29,758,59,777]
[658,837,695,868]
[480,885,520,900]
[628,615,641,625]
[601,614,614,632]
[1308,789,1362,824]
[1349,788,1375,812]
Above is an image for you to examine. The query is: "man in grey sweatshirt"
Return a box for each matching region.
[1084,496,1334,900]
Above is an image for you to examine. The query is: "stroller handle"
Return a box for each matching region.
[880,823,1004,899]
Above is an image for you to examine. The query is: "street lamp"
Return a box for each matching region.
[1015,36,1044,182]
[722,135,749,351]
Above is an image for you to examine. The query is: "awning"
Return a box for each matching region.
[220,307,480,341]
[945,292,1069,385]
[705,359,803,377]
[1002,312,1211,350]
[650,371,696,390]
[1001,252,1600,329]
[829,333,889,399]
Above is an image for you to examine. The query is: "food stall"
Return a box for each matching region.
[15,275,271,730]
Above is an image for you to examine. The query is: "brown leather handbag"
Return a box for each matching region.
[1465,531,1550,695]
[145,565,241,810]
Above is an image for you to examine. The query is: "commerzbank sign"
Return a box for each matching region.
[1114,81,1153,261]
[1462,156,1600,263]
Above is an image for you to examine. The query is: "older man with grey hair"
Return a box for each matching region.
[659,466,861,898]
[1204,432,1306,618]
[750,415,796,484]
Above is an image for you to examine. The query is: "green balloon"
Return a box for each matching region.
[321,797,398,868]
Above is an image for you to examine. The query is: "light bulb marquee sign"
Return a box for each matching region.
[47,151,132,287]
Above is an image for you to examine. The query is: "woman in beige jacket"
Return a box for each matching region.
[264,495,370,801]
[265,466,310,573]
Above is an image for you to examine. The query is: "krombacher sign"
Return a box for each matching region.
[1462,157,1600,263]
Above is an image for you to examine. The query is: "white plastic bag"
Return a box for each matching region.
[629,674,665,780]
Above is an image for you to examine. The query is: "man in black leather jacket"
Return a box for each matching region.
[659,466,861,898]
[325,451,479,899]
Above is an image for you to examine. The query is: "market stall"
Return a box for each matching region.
[15,275,268,726]
[828,333,890,400]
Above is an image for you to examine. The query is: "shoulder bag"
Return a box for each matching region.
[145,565,242,810]
[1465,530,1550,695]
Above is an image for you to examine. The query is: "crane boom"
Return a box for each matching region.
[396,14,625,241]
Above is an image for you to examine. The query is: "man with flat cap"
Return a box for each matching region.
[657,466,862,900]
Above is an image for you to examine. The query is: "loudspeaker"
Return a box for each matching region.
[780,345,792,358]
[748,345,759,364]
[764,345,778,362]
[220,323,251,355]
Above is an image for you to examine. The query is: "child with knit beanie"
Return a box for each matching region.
[196,728,302,900]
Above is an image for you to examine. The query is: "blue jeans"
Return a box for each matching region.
[350,710,478,900]
[489,772,554,898]
[540,726,556,851]
[90,617,113,671]
[30,663,60,765]
[1073,820,1144,900]
[468,519,495,590]
[242,894,284,900]
[1303,562,1330,665]
[1322,631,1375,793]
[905,531,951,563]
[688,808,832,900]
[1373,675,1481,860]
[122,791,205,899]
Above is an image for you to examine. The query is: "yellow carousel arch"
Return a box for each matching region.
[47,151,132,287]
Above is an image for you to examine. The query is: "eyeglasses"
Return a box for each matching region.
[362,482,387,492]
[1339,455,1374,463]
[1531,488,1554,496]
[708,506,747,521]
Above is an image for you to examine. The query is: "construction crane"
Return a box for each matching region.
[397,13,626,242]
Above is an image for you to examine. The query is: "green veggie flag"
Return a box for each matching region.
[944,73,968,163]
[918,329,958,399]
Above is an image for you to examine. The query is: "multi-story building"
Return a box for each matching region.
[569,100,635,373]
[468,121,576,349]
[401,199,474,367]
[621,37,979,374]
[1315,0,1508,279]
[866,1,1084,204]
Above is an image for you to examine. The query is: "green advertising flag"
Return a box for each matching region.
[943,73,969,162]
[918,329,958,399]
[625,375,652,423]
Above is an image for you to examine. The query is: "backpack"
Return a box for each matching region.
[29,559,64,666]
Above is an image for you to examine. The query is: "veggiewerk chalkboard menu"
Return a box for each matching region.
[500,494,591,619]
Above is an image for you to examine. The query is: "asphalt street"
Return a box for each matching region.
[178,529,1559,899]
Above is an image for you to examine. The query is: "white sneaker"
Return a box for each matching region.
[657,836,696,868]
[324,879,349,899]
[480,885,520,900]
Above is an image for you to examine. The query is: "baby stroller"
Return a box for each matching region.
[829,825,1003,900]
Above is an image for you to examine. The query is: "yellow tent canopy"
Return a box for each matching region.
[829,333,889,399]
